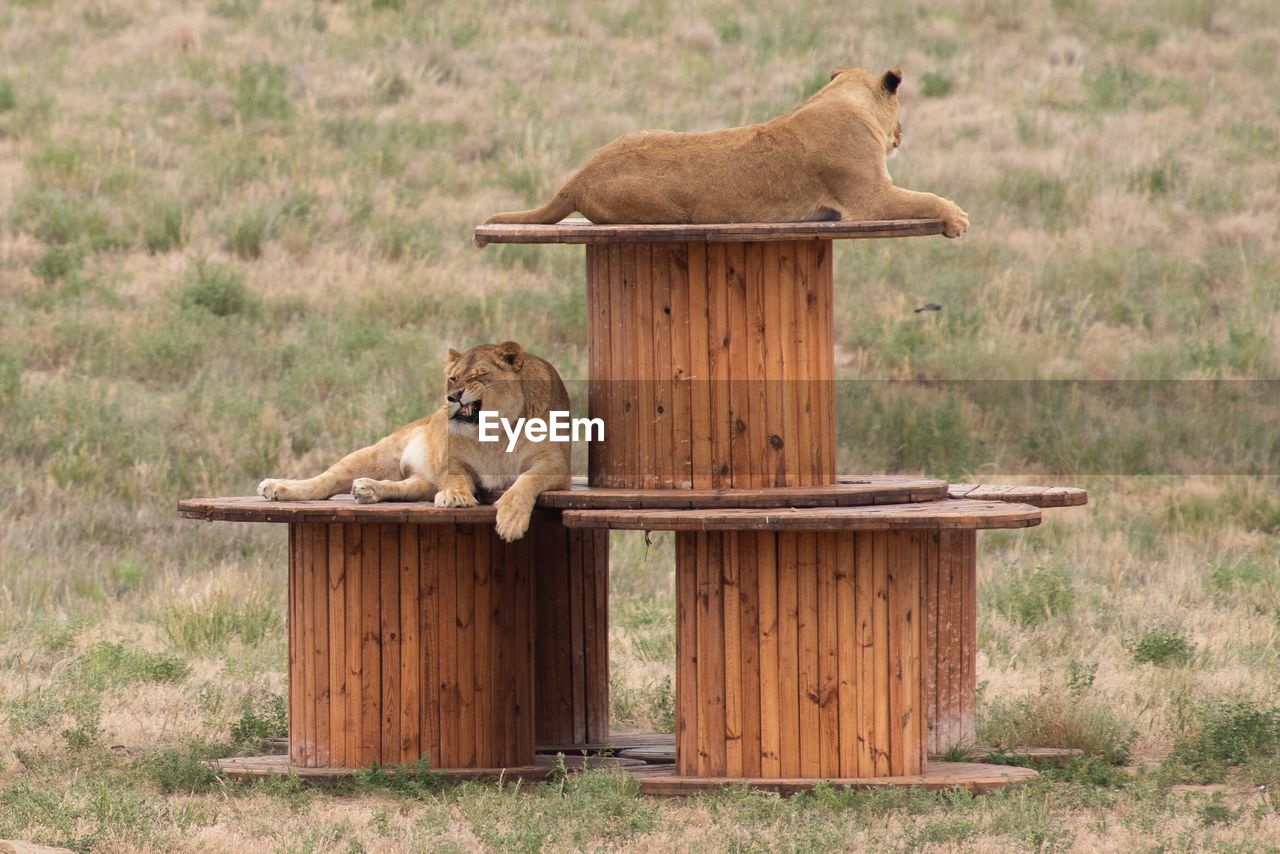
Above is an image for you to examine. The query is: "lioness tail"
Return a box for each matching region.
[483,190,577,225]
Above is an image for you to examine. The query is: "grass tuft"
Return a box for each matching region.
[175,262,257,318]
[1166,699,1280,783]
[1129,623,1194,666]
[71,641,190,689]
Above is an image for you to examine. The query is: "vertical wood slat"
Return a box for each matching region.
[472,521,492,768]
[817,533,839,778]
[706,244,732,489]
[776,533,801,777]
[651,244,674,488]
[835,533,857,776]
[854,532,875,777]
[568,528,587,744]
[687,242,713,490]
[344,524,363,766]
[696,533,727,775]
[420,526,440,766]
[288,524,302,766]
[756,532,780,777]
[722,532,743,777]
[327,524,347,769]
[455,524,476,767]
[669,244,694,489]
[311,524,331,768]
[379,524,400,769]
[398,524,419,763]
[726,241,752,489]
[738,532,762,777]
[797,532,820,777]
[676,532,699,775]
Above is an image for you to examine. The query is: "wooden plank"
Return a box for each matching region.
[398,524,419,763]
[960,530,977,747]
[817,533,839,777]
[633,243,655,488]
[513,525,535,762]
[722,531,743,777]
[776,243,800,487]
[650,244,674,487]
[560,500,1042,532]
[755,533,779,777]
[607,243,629,484]
[632,760,1037,797]
[696,533,727,775]
[327,524,346,768]
[737,532,761,777]
[925,531,940,756]
[792,246,815,487]
[726,240,751,488]
[753,242,780,486]
[378,525,400,766]
[542,477,948,509]
[302,524,323,766]
[568,528,587,745]
[669,243,694,488]
[810,241,835,483]
[436,524,458,766]
[455,523,476,766]
[872,532,890,776]
[420,526,441,767]
[686,241,712,489]
[310,524,330,767]
[835,533,856,776]
[287,524,302,765]
[776,532,800,777]
[344,524,363,767]
[360,524,382,765]
[473,526,493,767]
[472,218,949,247]
[587,245,607,485]
[582,530,609,743]
[675,532,699,775]
[854,533,874,777]
[706,243,732,488]
[796,532,820,777]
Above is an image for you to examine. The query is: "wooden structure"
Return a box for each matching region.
[182,217,1086,791]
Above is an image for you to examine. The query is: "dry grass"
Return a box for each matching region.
[2,0,1279,850]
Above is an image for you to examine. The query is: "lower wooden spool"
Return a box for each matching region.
[675,529,930,779]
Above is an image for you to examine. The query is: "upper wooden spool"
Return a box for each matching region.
[473,218,946,246]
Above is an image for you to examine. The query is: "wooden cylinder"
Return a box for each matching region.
[675,529,928,778]
[586,241,835,489]
[926,530,977,755]
[532,525,611,748]
[286,520,535,769]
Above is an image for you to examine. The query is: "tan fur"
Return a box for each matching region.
[484,67,968,237]
[257,342,571,542]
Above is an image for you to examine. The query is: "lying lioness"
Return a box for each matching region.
[257,342,571,542]
[485,66,968,237]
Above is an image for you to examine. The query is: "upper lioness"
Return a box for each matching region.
[484,66,968,237]
[257,342,570,542]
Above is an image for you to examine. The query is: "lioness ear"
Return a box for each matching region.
[882,67,903,94]
[829,67,846,81]
[495,341,524,371]
[446,348,462,367]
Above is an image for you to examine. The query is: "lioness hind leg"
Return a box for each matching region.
[258,441,402,502]
[351,475,434,504]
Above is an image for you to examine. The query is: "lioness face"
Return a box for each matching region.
[444,341,527,426]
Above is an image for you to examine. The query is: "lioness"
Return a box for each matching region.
[485,66,968,237]
[256,341,570,542]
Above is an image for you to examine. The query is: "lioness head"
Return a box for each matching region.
[825,65,904,157]
[445,341,534,429]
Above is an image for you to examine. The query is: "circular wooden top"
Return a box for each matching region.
[473,218,946,247]
[559,499,1041,532]
[544,476,947,509]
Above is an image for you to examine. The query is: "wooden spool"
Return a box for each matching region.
[180,499,609,768]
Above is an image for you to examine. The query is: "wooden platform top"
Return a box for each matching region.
[473,218,946,246]
[947,483,1087,508]
[178,495,514,524]
[560,499,1041,532]
[546,476,947,509]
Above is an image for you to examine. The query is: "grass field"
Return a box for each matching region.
[2,0,1279,850]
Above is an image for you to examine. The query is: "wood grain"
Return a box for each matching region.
[474,218,947,246]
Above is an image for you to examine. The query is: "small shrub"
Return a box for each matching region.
[1066,659,1098,695]
[177,262,257,317]
[71,641,190,690]
[160,591,282,653]
[985,563,1076,626]
[230,692,287,743]
[920,71,954,98]
[234,60,291,121]
[1130,624,1194,666]
[1167,699,1280,783]
[0,353,22,400]
[979,691,1134,765]
[226,207,272,259]
[1198,792,1238,827]
[1130,155,1185,197]
[0,77,16,112]
[31,244,84,284]
[1083,63,1147,112]
[144,740,232,794]
[143,199,184,253]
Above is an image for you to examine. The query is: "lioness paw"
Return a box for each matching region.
[941,202,969,238]
[434,487,478,509]
[351,478,381,504]
[258,479,290,501]
[494,491,534,542]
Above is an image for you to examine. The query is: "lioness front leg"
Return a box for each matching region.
[433,472,479,508]
[493,458,571,543]
[872,186,969,238]
[258,438,403,501]
[351,475,435,505]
